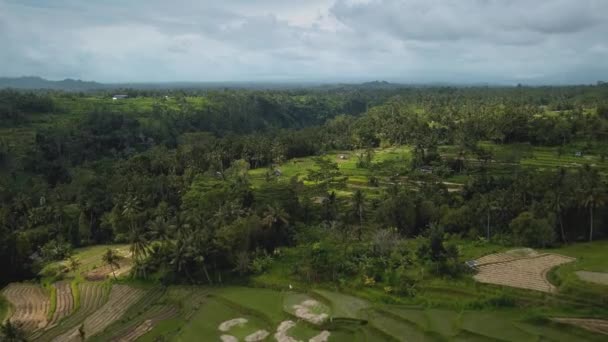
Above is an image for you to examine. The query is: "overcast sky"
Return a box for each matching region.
[1,0,607,84]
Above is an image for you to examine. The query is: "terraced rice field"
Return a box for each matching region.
[474,251,575,292]
[575,271,608,286]
[110,305,179,342]
[55,285,144,341]
[33,282,108,341]
[46,282,74,329]
[1,283,50,332]
[552,318,608,336]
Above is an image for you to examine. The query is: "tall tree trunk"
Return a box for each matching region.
[486,209,490,240]
[589,206,594,242]
[558,212,567,244]
[110,264,117,280]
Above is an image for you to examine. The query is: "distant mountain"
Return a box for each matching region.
[0,76,105,91]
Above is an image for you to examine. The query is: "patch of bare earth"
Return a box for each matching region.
[575,271,608,286]
[85,258,133,281]
[552,318,608,335]
[473,250,574,293]
[47,281,74,329]
[1,283,50,332]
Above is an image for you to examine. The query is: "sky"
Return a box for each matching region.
[1,0,607,84]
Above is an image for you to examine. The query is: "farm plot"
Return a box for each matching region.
[1,283,50,332]
[54,285,144,341]
[575,271,608,286]
[46,282,74,329]
[552,318,608,336]
[473,252,574,292]
[34,282,108,342]
[110,305,179,342]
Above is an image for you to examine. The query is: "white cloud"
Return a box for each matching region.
[0,0,607,83]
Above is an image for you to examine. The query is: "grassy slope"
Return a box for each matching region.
[545,241,608,305]
[41,244,129,278]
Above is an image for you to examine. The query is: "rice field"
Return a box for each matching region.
[1,283,50,332]
[473,251,575,293]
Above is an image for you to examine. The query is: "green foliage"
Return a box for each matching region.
[509,211,556,248]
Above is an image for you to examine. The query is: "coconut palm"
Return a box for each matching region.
[148,216,171,243]
[102,248,122,280]
[352,190,366,240]
[129,226,149,262]
[68,256,81,273]
[578,165,606,242]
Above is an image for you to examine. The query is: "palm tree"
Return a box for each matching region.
[578,165,606,242]
[479,194,497,240]
[129,226,149,262]
[261,205,290,230]
[545,190,568,244]
[148,216,170,243]
[543,168,571,244]
[68,256,81,273]
[102,248,122,280]
[352,190,366,240]
[0,321,27,342]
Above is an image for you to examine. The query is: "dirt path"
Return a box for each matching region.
[473,250,574,293]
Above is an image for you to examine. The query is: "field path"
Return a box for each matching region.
[473,251,574,293]
[2,283,50,332]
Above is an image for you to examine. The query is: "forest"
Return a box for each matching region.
[1,84,607,283]
[1,84,608,341]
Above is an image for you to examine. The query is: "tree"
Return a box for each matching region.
[148,216,171,244]
[102,248,122,280]
[543,168,572,244]
[262,205,290,248]
[510,212,555,248]
[1,321,27,342]
[68,256,81,273]
[578,165,606,242]
[351,190,366,240]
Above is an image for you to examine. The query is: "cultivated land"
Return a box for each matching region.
[2,240,607,341]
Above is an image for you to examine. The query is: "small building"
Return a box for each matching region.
[273,169,282,176]
[112,94,128,100]
[575,151,582,157]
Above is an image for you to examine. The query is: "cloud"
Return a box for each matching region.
[0,0,607,83]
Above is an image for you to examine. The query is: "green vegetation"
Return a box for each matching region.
[1,85,608,340]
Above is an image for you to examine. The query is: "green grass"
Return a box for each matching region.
[41,244,129,279]
[214,286,286,323]
[175,297,270,342]
[544,241,608,305]
[311,289,371,319]
[46,284,57,321]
